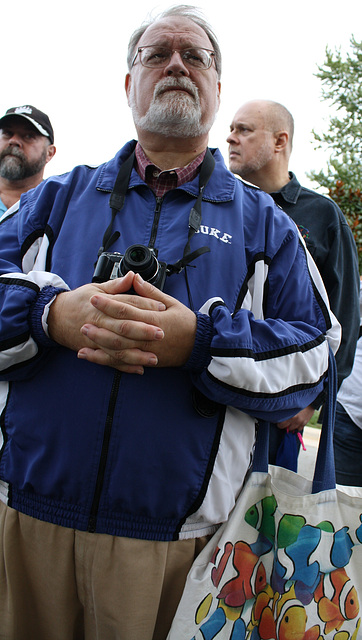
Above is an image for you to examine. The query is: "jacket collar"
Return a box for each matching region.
[96,140,236,203]
[271,171,302,204]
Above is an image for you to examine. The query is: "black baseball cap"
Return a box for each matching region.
[0,105,54,144]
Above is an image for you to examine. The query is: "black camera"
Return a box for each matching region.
[92,244,167,291]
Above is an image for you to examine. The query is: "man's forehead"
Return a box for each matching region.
[232,106,265,129]
[138,16,212,48]
[0,116,40,134]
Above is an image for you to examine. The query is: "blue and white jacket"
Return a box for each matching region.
[0,142,340,541]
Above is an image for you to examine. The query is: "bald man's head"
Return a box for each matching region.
[261,100,294,147]
[227,100,294,188]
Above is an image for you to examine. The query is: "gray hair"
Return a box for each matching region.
[127,5,222,79]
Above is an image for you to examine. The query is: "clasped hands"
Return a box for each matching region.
[47,272,197,374]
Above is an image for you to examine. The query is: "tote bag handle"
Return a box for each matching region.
[252,344,337,494]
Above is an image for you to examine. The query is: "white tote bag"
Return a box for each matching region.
[168,350,362,639]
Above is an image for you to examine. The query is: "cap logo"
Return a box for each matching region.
[14,106,33,115]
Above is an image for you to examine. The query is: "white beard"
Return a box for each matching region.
[129,77,216,137]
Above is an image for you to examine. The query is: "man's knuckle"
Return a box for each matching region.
[117,319,132,336]
[115,305,128,320]
[115,351,127,362]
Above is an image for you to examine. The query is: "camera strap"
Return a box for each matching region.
[167,147,215,274]
[97,146,215,272]
[96,150,136,258]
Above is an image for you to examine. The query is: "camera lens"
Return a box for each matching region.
[129,246,147,263]
[119,244,158,281]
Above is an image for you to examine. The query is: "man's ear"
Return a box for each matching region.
[125,74,131,104]
[275,131,289,152]
[216,81,221,110]
[46,144,56,163]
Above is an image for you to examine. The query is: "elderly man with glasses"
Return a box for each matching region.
[0,6,339,640]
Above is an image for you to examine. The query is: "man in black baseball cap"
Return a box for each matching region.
[0,104,56,214]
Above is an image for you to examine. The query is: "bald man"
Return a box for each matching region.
[228,100,360,453]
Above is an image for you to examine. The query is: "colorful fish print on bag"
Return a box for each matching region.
[190,496,362,640]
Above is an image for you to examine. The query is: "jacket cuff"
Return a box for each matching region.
[30,285,67,347]
[183,312,214,372]
[310,390,326,411]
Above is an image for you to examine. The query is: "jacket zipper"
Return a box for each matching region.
[88,196,164,533]
[149,196,163,249]
[87,371,121,533]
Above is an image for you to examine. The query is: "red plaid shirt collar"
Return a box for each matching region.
[135,142,206,197]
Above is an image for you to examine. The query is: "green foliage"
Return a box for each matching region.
[307,411,321,429]
[308,37,362,271]
[329,181,362,271]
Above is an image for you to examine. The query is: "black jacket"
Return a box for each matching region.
[271,172,360,392]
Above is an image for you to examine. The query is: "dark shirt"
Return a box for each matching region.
[271,172,360,392]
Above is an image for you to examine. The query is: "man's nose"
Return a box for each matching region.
[226,130,238,145]
[163,51,190,76]
[8,134,22,147]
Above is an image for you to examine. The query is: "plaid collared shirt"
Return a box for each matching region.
[135,143,206,197]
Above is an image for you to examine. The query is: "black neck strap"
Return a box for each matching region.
[109,148,137,214]
[168,147,215,274]
[96,149,136,257]
[97,146,216,273]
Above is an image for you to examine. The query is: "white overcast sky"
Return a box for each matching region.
[2,0,361,188]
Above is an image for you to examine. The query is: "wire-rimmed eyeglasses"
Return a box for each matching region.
[131,46,216,70]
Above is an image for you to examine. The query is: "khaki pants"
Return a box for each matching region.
[0,502,209,640]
